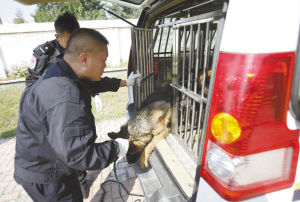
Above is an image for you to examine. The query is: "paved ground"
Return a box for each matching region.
[0,117,146,202]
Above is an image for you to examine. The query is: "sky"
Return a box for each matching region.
[0,0,37,24]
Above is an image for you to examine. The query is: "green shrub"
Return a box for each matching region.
[8,64,28,79]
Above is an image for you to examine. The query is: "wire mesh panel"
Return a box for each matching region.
[131,28,154,109]
[171,11,222,157]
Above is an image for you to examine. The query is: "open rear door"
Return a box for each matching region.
[15,0,155,9]
[98,0,154,9]
[15,0,153,9]
[290,33,300,122]
[15,0,78,5]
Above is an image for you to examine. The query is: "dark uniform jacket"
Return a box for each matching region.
[26,39,63,87]
[14,59,121,185]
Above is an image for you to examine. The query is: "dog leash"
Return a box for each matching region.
[100,158,145,202]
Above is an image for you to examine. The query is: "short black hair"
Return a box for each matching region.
[54,12,80,34]
[65,28,109,59]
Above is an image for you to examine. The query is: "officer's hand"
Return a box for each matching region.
[115,138,129,156]
[126,72,142,86]
[94,94,102,112]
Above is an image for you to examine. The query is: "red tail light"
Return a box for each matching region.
[201,52,299,201]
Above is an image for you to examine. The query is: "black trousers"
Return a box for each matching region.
[16,175,83,202]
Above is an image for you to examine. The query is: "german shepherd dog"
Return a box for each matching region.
[108,85,172,168]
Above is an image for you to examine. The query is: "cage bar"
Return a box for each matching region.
[170,14,221,157]
[131,28,154,109]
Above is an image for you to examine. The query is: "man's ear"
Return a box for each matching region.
[55,33,60,41]
[78,53,88,67]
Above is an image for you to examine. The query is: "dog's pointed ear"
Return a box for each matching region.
[108,132,119,139]
[108,124,129,140]
[120,124,129,139]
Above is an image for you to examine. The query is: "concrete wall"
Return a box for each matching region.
[0,19,136,78]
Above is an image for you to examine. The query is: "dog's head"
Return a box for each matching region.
[126,135,153,164]
[126,122,154,164]
[108,124,151,164]
[108,125,129,139]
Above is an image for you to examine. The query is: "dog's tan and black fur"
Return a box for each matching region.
[108,86,172,168]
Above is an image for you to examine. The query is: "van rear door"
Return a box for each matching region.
[15,0,152,9]
[290,35,300,122]
[97,0,154,9]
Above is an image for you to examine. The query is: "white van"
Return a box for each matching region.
[16,0,300,201]
[107,0,300,201]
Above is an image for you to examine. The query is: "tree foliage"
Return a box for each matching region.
[14,10,25,24]
[33,0,141,22]
[108,4,140,19]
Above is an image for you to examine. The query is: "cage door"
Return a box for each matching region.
[131,28,154,109]
[171,11,223,158]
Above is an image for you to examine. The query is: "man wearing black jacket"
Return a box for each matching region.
[26,12,136,90]
[26,12,79,87]
[14,28,133,201]
[24,12,139,199]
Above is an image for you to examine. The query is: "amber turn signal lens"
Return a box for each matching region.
[211,113,241,144]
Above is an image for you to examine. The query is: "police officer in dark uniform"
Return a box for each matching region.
[26,12,79,87]
[23,12,141,199]
[14,28,133,202]
[24,12,96,198]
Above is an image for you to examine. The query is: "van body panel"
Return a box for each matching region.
[197,177,296,202]
[220,0,300,53]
